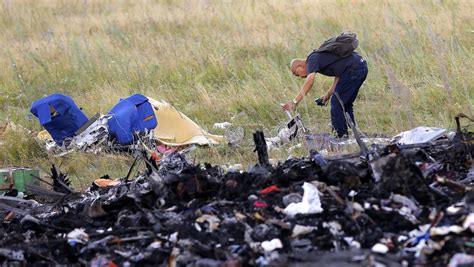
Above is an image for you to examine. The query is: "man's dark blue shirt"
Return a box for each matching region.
[306,51,361,77]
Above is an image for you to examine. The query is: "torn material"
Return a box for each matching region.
[284,182,323,217]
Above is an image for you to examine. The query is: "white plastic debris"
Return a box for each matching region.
[213,122,232,129]
[392,126,446,145]
[352,202,365,212]
[194,223,202,232]
[371,243,389,254]
[169,232,178,243]
[284,182,323,217]
[277,126,296,143]
[463,213,474,232]
[261,238,283,252]
[220,164,243,172]
[71,115,111,151]
[344,237,361,249]
[67,228,89,244]
[146,241,161,250]
[265,138,280,150]
[291,225,317,238]
[391,194,420,215]
[448,253,474,267]
[323,221,342,236]
[430,225,464,236]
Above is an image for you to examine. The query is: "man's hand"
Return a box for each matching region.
[321,94,331,105]
[322,77,339,106]
[281,101,296,111]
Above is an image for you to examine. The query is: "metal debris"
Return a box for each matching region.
[0,118,472,266]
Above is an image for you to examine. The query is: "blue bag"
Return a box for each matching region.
[107,94,158,145]
[30,94,88,144]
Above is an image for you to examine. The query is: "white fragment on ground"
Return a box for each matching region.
[344,237,361,249]
[261,238,283,252]
[169,232,178,243]
[67,228,89,244]
[446,205,462,215]
[430,225,464,236]
[213,122,232,129]
[323,221,342,236]
[372,243,389,254]
[448,253,474,267]
[284,182,323,217]
[463,213,474,232]
[392,126,446,145]
[291,225,317,238]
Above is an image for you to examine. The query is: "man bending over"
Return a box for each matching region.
[283,46,368,138]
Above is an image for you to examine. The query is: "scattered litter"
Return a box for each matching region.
[392,126,446,145]
[67,228,89,245]
[0,116,472,266]
[372,243,389,254]
[261,238,283,252]
[213,122,232,129]
[284,182,323,217]
[291,225,317,238]
[463,213,474,232]
[448,253,474,267]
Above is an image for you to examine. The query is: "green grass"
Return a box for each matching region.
[0,0,473,189]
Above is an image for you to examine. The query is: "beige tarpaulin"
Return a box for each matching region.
[146,97,224,146]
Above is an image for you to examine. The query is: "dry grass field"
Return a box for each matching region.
[0,0,472,187]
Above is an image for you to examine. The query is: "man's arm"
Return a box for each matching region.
[282,73,316,110]
[322,76,339,105]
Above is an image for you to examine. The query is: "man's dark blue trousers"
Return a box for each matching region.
[330,59,368,137]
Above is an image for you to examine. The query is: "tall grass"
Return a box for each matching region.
[0,0,473,187]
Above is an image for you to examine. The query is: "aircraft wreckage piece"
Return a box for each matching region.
[0,117,473,266]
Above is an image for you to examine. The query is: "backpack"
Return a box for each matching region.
[314,32,359,58]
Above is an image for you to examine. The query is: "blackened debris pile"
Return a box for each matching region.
[0,131,473,266]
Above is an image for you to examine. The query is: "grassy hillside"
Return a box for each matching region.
[0,0,473,187]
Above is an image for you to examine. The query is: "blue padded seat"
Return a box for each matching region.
[107,94,158,145]
[30,93,88,144]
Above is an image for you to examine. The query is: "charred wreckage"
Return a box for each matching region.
[0,94,473,266]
